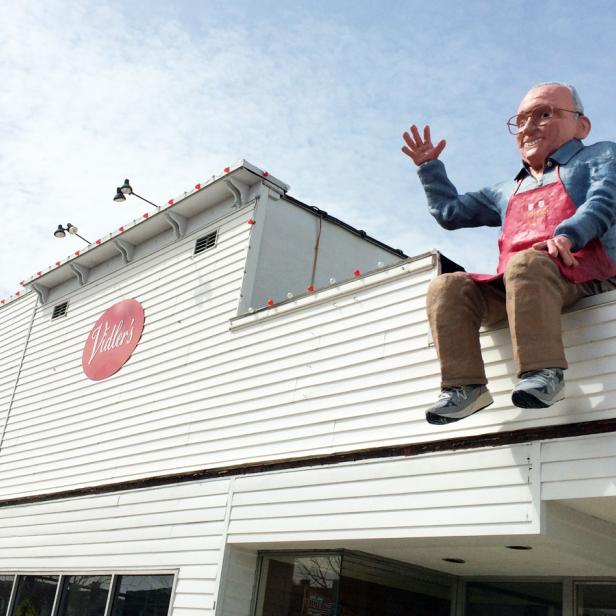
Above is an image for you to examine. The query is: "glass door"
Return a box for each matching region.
[465,581,562,616]
[575,583,616,616]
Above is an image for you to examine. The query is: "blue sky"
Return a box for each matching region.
[2,0,616,299]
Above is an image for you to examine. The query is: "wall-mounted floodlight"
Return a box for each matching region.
[113,178,160,210]
[54,223,91,245]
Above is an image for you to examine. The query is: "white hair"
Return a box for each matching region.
[531,82,584,114]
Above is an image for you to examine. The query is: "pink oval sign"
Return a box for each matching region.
[82,299,145,381]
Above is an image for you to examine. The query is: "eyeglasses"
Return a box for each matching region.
[506,105,581,135]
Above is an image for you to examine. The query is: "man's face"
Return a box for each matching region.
[514,85,581,172]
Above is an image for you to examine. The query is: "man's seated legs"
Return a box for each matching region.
[425,250,585,423]
[504,249,584,407]
[425,272,507,423]
[504,249,582,374]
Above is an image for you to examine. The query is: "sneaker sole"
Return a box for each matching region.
[511,389,564,409]
[425,391,494,425]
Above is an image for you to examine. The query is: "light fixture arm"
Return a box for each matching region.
[132,191,161,211]
[73,232,92,245]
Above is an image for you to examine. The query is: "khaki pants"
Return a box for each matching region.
[426,249,585,387]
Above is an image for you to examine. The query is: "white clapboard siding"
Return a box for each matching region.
[0,259,440,498]
[215,547,258,616]
[15,218,248,389]
[2,200,616,500]
[541,433,616,500]
[0,293,37,438]
[0,444,539,614]
[0,209,252,497]
[227,445,538,543]
[0,479,231,616]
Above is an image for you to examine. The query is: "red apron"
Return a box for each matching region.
[468,166,616,284]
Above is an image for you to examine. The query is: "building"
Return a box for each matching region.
[1,161,616,616]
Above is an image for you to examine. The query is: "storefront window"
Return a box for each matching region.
[255,554,341,616]
[109,575,173,616]
[338,553,451,616]
[254,552,453,616]
[0,576,15,616]
[576,582,616,615]
[10,575,59,616]
[466,581,562,616]
[57,575,111,616]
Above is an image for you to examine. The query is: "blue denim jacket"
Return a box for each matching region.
[416,139,616,261]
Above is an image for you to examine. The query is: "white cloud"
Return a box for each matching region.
[1,0,615,299]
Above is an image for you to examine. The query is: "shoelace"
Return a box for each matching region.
[439,386,468,400]
[520,369,560,384]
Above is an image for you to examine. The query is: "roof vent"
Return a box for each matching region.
[52,301,69,320]
[194,230,218,256]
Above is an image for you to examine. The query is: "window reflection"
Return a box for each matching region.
[339,554,451,616]
[11,576,58,616]
[57,575,111,616]
[466,581,562,616]
[255,554,341,616]
[110,575,173,616]
[0,576,15,616]
[254,552,453,616]
[576,583,616,615]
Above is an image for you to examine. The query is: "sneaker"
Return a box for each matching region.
[425,385,493,425]
[511,368,565,409]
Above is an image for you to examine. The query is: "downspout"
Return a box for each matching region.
[212,477,236,615]
[0,294,39,453]
[308,213,324,290]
